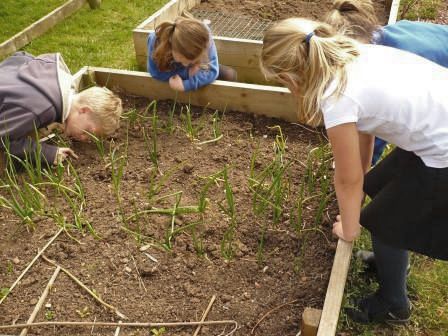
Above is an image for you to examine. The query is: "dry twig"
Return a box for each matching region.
[20,266,61,336]
[193,295,216,336]
[0,228,63,305]
[0,320,239,336]
[41,255,128,320]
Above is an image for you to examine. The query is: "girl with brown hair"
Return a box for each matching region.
[147,16,236,92]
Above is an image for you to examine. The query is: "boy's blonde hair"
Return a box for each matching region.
[260,18,359,127]
[324,0,379,42]
[77,87,122,135]
[153,16,210,71]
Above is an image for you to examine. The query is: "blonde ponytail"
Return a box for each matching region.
[261,18,360,127]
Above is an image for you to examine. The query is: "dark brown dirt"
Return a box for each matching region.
[0,96,338,336]
[196,0,389,24]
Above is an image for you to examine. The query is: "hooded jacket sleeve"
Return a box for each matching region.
[0,104,58,164]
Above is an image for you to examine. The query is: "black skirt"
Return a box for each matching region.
[361,148,448,260]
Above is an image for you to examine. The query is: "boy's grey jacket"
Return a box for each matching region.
[0,51,64,164]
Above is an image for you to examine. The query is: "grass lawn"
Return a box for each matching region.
[1,1,448,335]
[0,0,67,41]
[1,0,166,71]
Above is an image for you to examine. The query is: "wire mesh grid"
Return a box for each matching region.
[191,9,272,40]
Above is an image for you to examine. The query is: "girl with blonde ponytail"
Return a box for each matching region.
[261,17,448,325]
[147,16,236,92]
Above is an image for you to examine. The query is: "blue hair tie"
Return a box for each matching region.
[305,31,315,44]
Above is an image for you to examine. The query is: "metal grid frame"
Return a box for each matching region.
[191,9,272,40]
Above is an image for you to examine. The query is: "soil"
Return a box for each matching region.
[196,0,390,24]
[0,96,338,336]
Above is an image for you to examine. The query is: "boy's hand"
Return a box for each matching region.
[54,147,78,165]
[169,75,185,92]
[189,64,200,77]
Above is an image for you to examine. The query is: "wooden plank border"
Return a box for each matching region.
[79,66,298,122]
[0,0,87,58]
[388,0,402,25]
[316,240,353,336]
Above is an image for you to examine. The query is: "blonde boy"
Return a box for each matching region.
[0,51,122,165]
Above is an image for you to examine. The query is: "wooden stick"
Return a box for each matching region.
[20,266,61,336]
[0,228,63,305]
[316,240,353,336]
[193,295,216,336]
[41,255,128,320]
[113,321,122,336]
[0,320,239,336]
[250,300,299,335]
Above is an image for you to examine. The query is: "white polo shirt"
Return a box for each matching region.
[322,44,448,168]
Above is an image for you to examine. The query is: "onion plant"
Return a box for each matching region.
[218,166,237,260]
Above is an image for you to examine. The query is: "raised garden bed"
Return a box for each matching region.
[0,66,349,336]
[133,0,395,84]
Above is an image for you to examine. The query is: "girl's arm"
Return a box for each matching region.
[182,39,219,91]
[359,132,375,173]
[147,33,183,81]
[327,122,364,241]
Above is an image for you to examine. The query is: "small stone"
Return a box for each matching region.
[124,267,132,273]
[45,303,52,309]
[121,258,129,264]
[221,294,232,303]
[140,265,158,277]
[139,244,151,252]
[29,298,38,305]
[182,164,194,174]
[262,266,269,273]
[12,257,20,264]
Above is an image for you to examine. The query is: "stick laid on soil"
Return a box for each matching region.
[41,255,128,320]
[0,320,239,336]
[20,266,61,336]
[193,295,216,336]
[0,228,63,305]
[113,321,122,336]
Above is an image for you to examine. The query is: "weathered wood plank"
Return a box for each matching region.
[388,0,401,24]
[301,308,322,336]
[316,240,353,336]
[84,67,298,122]
[136,0,201,30]
[0,0,87,58]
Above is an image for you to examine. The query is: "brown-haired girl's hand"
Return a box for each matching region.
[169,75,185,91]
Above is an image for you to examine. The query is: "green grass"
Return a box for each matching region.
[340,230,448,335]
[0,0,66,41]
[1,0,167,72]
[1,1,448,335]
[400,0,443,20]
